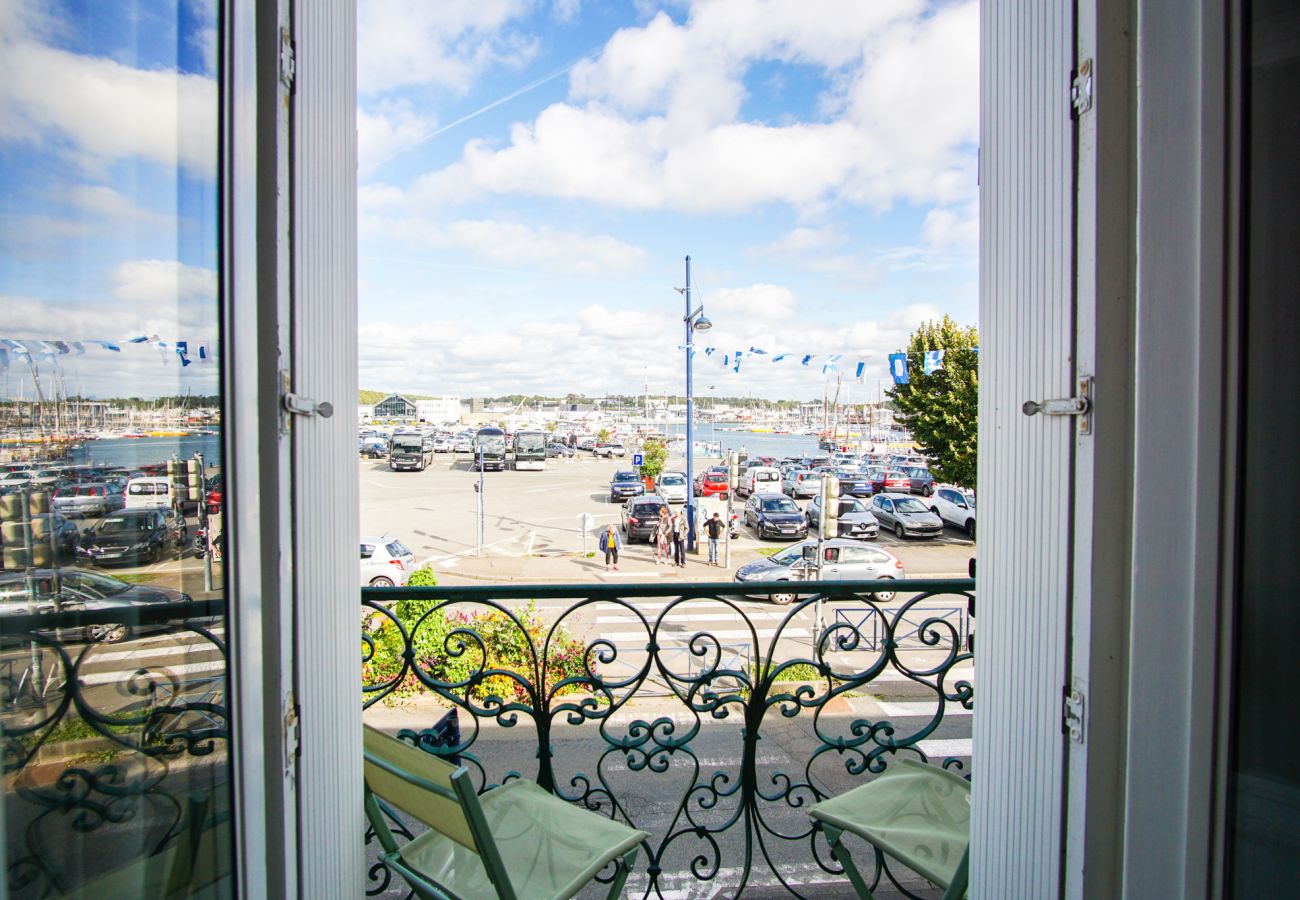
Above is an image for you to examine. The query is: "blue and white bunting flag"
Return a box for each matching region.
[704,347,715,357]
[198,344,212,363]
[1,339,29,361]
[175,341,191,367]
[0,349,7,370]
[855,361,866,379]
[821,354,842,374]
[771,353,789,362]
[88,340,121,352]
[889,353,910,384]
[733,351,743,373]
[924,349,945,375]
[748,346,768,355]
[801,354,813,366]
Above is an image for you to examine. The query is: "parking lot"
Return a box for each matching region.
[358,449,976,581]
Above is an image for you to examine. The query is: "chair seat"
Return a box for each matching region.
[400,778,648,900]
[809,757,970,890]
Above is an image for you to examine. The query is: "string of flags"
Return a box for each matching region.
[680,343,978,383]
[0,336,218,371]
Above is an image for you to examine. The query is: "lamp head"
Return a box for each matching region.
[693,315,712,332]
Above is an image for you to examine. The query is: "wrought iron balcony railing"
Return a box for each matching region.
[362,579,974,898]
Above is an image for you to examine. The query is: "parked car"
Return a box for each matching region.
[890,455,929,470]
[870,492,944,539]
[782,469,822,499]
[695,471,730,497]
[870,469,913,494]
[0,568,193,644]
[52,482,126,518]
[655,472,689,504]
[901,466,936,497]
[76,508,187,566]
[807,494,880,540]
[621,496,670,542]
[124,476,178,511]
[360,536,416,587]
[930,487,976,538]
[733,539,905,603]
[546,442,575,458]
[832,467,875,498]
[744,492,809,541]
[432,436,454,453]
[593,443,627,458]
[609,470,646,502]
[452,436,473,453]
[738,466,783,498]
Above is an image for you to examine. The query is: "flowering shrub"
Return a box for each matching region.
[363,598,594,705]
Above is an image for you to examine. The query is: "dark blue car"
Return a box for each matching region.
[608,470,645,502]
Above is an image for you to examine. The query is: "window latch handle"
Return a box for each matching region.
[282,392,333,418]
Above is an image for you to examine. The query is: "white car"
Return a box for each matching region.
[360,535,416,587]
[929,486,976,538]
[656,472,689,503]
[594,443,627,457]
[432,436,454,452]
[452,436,473,453]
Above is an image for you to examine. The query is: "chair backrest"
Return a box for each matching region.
[362,724,478,851]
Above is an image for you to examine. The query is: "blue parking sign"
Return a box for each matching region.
[632,453,643,466]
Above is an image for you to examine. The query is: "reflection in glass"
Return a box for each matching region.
[0,1,232,895]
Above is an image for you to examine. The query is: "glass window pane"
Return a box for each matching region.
[0,1,232,895]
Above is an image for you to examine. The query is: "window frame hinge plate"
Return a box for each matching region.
[279,28,296,93]
[1071,58,1093,118]
[1063,685,1086,744]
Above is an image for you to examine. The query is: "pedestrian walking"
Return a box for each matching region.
[704,512,725,566]
[655,507,673,564]
[599,524,621,571]
[673,509,689,567]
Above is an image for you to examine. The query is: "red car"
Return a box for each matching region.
[695,472,730,497]
[870,469,912,494]
[205,477,223,514]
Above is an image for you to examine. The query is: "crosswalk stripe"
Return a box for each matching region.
[877,700,973,717]
[596,611,793,624]
[917,738,972,757]
[602,628,811,642]
[79,660,225,686]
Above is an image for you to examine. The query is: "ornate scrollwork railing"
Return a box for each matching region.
[361,578,974,898]
[0,600,228,897]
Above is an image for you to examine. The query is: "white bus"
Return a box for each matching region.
[513,430,547,471]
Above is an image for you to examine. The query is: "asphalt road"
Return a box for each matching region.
[358,450,976,581]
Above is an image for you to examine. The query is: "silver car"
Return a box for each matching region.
[733,538,905,604]
[806,494,880,540]
[53,482,126,518]
[870,492,944,539]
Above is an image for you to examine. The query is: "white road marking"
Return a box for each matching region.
[79,659,226,686]
[917,738,972,757]
[602,628,811,641]
[597,611,792,623]
[877,700,973,718]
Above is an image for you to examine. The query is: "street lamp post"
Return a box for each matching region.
[681,255,711,552]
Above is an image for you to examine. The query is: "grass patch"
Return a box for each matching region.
[111,572,163,584]
[756,547,784,557]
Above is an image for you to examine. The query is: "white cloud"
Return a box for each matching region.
[358,101,438,176]
[752,226,843,256]
[0,30,217,177]
[921,201,978,251]
[361,200,649,276]
[412,1,978,215]
[357,0,537,95]
[111,260,217,311]
[552,0,582,22]
[66,184,173,226]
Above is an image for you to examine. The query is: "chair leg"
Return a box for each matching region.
[604,849,638,900]
[823,825,878,900]
[939,846,969,900]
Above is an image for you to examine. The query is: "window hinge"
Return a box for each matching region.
[1071,58,1093,118]
[1022,375,1093,435]
[283,692,300,776]
[279,28,296,92]
[1063,685,1086,744]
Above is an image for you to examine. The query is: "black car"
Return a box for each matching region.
[744,492,809,541]
[609,470,646,502]
[77,508,188,566]
[0,567,192,643]
[870,492,944,539]
[621,496,669,542]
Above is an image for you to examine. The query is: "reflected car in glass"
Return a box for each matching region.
[733,539,905,603]
[76,509,187,566]
[0,568,193,644]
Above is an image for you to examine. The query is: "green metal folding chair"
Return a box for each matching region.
[363,724,650,900]
[809,757,970,900]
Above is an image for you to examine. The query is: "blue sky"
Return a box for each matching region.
[0,1,978,403]
[357,0,979,401]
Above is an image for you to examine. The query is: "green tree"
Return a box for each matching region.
[886,316,979,488]
[596,427,611,443]
[638,439,668,483]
